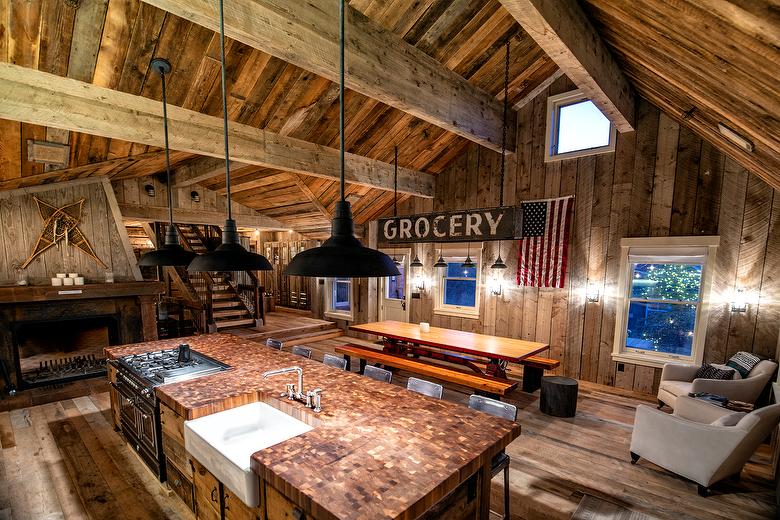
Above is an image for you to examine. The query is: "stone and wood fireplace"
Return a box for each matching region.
[0,282,162,392]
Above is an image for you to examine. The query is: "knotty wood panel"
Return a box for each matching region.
[0,178,140,285]
[373,78,779,395]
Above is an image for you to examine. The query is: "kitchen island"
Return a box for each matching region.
[106,333,520,520]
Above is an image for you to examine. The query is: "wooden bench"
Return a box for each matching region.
[334,343,517,398]
[519,356,561,392]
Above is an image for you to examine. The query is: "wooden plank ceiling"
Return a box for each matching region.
[581,0,780,192]
[0,0,558,237]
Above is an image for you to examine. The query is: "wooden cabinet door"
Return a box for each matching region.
[223,486,263,520]
[193,460,221,520]
[265,484,306,520]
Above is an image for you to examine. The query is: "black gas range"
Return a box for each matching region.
[110,345,229,481]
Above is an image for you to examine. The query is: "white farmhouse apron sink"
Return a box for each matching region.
[184,401,313,507]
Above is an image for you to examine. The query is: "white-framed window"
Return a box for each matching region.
[612,236,719,368]
[434,244,482,319]
[545,89,616,162]
[324,277,353,320]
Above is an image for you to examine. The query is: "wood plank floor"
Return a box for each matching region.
[0,336,775,519]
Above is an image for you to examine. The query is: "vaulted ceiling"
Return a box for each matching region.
[0,0,777,240]
[0,0,558,238]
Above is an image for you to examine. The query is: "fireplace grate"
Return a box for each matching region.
[26,354,106,385]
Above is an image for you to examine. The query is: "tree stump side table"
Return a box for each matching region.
[540,376,578,417]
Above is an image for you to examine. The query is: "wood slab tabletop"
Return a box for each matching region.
[105,333,520,520]
[350,320,549,362]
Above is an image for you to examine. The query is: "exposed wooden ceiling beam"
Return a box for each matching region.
[290,174,332,220]
[513,69,565,110]
[118,203,289,230]
[142,0,515,153]
[0,63,435,198]
[171,157,239,188]
[500,0,635,132]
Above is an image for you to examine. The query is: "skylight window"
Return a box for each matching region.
[545,90,616,161]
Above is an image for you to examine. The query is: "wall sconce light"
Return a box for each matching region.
[731,289,748,313]
[586,284,600,303]
[190,190,200,202]
[489,275,503,296]
[413,275,427,292]
[144,184,155,197]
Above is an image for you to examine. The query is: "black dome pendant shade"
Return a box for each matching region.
[410,253,423,268]
[284,201,399,277]
[284,0,398,278]
[138,58,196,267]
[187,0,271,273]
[461,243,476,269]
[434,254,447,268]
[188,219,272,271]
[490,253,507,270]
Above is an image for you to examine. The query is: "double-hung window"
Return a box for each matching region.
[325,277,353,320]
[612,237,719,368]
[434,245,481,319]
[545,90,616,161]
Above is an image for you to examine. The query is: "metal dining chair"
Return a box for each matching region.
[406,377,443,399]
[266,338,284,350]
[363,365,392,383]
[291,346,312,359]
[323,353,347,370]
[468,394,517,520]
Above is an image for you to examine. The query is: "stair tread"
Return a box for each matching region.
[213,309,251,318]
[215,318,256,329]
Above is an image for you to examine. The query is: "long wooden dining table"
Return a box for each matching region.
[349,320,549,380]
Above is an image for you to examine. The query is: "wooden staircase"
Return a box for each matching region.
[174,224,259,331]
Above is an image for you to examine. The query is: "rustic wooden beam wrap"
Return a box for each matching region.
[500,0,635,132]
[142,0,515,153]
[0,63,434,198]
[118,203,290,230]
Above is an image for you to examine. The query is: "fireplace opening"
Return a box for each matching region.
[12,315,119,388]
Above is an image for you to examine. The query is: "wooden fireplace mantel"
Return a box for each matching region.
[0,282,164,304]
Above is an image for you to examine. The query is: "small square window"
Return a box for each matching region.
[435,255,481,319]
[325,277,353,320]
[546,90,616,161]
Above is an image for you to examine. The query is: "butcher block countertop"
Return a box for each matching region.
[106,333,520,520]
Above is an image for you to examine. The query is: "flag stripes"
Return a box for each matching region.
[517,197,573,288]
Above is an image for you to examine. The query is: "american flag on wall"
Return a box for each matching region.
[516,197,574,288]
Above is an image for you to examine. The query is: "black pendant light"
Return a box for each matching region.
[410,251,423,268]
[434,246,447,269]
[462,243,476,269]
[491,37,511,272]
[188,0,272,273]
[284,0,399,278]
[138,58,197,267]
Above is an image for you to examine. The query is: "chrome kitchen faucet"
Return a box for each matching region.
[262,366,323,412]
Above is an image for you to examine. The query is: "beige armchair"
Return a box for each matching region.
[657,360,777,409]
[630,396,780,496]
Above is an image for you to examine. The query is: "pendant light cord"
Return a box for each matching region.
[339,0,346,203]
[159,65,174,228]
[497,37,510,264]
[499,37,509,208]
[393,146,398,216]
[218,0,232,221]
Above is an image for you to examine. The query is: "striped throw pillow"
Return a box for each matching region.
[727,351,761,379]
[695,363,736,380]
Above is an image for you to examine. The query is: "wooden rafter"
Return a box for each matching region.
[142,0,515,153]
[500,0,635,132]
[0,63,435,198]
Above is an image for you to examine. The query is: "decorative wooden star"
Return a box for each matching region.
[21,197,107,269]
